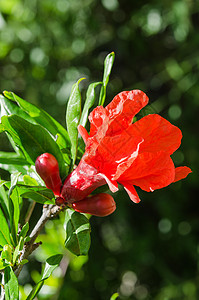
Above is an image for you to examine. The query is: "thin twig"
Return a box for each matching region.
[14,204,66,277]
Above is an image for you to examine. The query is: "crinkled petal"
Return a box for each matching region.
[120,182,141,203]
[89,106,109,137]
[78,125,89,144]
[131,114,182,155]
[118,151,175,192]
[105,90,149,135]
[84,130,142,180]
[174,166,192,182]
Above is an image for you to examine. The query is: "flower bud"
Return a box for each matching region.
[35,153,62,196]
[72,193,116,217]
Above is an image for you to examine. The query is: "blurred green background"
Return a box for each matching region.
[0,0,199,299]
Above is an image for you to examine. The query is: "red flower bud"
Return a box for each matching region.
[72,193,116,217]
[35,153,62,196]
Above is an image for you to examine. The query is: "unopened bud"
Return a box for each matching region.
[72,193,116,217]
[35,153,62,196]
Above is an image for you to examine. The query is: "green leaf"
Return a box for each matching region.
[80,82,102,128]
[0,258,10,270]
[66,78,85,165]
[0,94,32,122]
[110,293,120,300]
[99,52,115,106]
[4,266,19,300]
[18,185,55,205]
[0,207,11,247]
[1,114,67,179]
[8,174,21,245]
[41,254,63,280]
[18,222,29,240]
[0,151,31,174]
[27,254,62,300]
[64,209,91,256]
[23,175,38,186]
[1,245,13,263]
[3,91,71,164]
[0,184,10,221]
[12,236,24,265]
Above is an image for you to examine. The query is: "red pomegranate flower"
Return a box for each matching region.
[61,90,191,204]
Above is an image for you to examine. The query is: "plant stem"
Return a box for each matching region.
[15,204,66,277]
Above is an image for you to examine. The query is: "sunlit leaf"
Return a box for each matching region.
[80,82,101,128]
[66,78,85,165]
[0,207,11,247]
[26,254,63,300]
[64,209,91,256]
[1,114,67,179]
[99,52,115,106]
[3,91,71,165]
[4,266,19,300]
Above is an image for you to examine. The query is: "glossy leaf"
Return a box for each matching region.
[0,258,10,270]
[18,222,29,240]
[3,91,71,164]
[27,254,63,300]
[23,175,38,186]
[99,52,115,106]
[0,151,31,174]
[64,209,91,256]
[41,254,63,280]
[80,82,102,128]
[1,114,67,179]
[4,266,19,300]
[0,184,10,221]
[1,245,13,263]
[17,185,55,205]
[66,78,84,165]
[0,207,11,247]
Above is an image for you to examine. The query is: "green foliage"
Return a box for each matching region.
[0,0,197,298]
[66,78,84,165]
[65,209,91,256]
[4,266,19,300]
[99,52,115,106]
[27,254,63,300]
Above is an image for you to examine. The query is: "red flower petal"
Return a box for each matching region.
[78,125,89,144]
[84,129,143,180]
[120,182,141,203]
[131,114,182,155]
[105,90,149,135]
[118,151,175,192]
[89,106,109,137]
[174,166,192,182]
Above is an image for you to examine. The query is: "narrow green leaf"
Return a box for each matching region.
[0,151,31,174]
[3,91,71,163]
[18,222,29,240]
[8,172,21,198]
[0,207,11,247]
[80,82,102,128]
[41,254,63,280]
[1,245,13,263]
[26,281,44,300]
[23,175,38,186]
[64,209,91,256]
[0,258,10,270]
[0,184,10,221]
[99,52,115,106]
[12,236,23,265]
[0,95,32,122]
[27,254,62,300]
[66,78,85,165]
[110,293,120,300]
[17,185,55,205]
[1,114,67,179]
[4,266,19,300]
